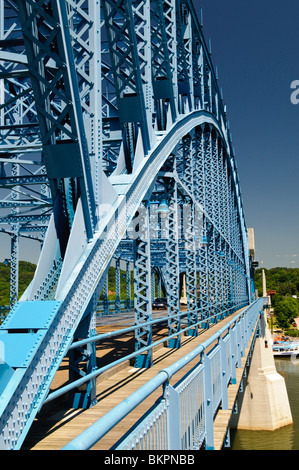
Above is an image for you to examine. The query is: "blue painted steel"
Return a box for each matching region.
[62,299,263,450]
[133,203,153,368]
[0,0,257,450]
[203,353,214,450]
[165,180,181,348]
[166,384,181,449]
[43,301,245,405]
[68,305,98,409]
[0,301,61,330]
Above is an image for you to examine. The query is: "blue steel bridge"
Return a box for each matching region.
[0,0,262,450]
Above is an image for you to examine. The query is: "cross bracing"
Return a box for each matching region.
[0,0,254,450]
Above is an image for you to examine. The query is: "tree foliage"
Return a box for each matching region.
[272,295,299,329]
[0,261,36,306]
[254,267,299,297]
[0,262,135,306]
[254,268,299,329]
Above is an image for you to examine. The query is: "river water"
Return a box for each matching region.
[230,357,299,450]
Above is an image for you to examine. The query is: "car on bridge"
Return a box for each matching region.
[152,298,167,310]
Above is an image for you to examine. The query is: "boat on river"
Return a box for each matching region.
[272,338,299,357]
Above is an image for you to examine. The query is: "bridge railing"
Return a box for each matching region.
[96,299,134,314]
[43,299,248,406]
[62,298,264,451]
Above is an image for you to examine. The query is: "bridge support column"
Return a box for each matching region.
[115,257,121,313]
[126,261,132,311]
[232,307,293,431]
[165,181,181,349]
[102,274,109,315]
[157,272,162,298]
[185,199,198,336]
[133,203,153,368]
[68,307,98,409]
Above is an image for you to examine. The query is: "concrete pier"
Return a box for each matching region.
[232,307,293,431]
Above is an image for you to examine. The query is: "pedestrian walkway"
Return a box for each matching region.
[22,308,251,450]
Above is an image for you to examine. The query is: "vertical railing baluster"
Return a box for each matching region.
[203,353,214,450]
[220,336,228,409]
[166,383,181,449]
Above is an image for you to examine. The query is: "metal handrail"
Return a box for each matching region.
[61,298,263,450]
[44,300,248,404]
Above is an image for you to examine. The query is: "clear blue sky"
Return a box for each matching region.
[1,1,299,269]
[196,0,299,269]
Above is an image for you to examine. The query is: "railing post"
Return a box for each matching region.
[203,353,214,450]
[236,321,242,367]
[220,337,228,410]
[165,383,181,450]
[230,326,237,384]
[244,309,249,343]
[240,315,245,356]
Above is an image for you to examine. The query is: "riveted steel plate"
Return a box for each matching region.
[0,301,61,331]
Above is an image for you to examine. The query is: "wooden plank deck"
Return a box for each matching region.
[22,308,254,451]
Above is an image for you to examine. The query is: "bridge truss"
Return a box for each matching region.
[0,0,254,449]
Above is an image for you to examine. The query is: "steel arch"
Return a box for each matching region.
[0,0,253,449]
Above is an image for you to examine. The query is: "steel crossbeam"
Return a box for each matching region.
[0,0,255,450]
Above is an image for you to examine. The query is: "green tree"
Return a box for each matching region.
[254,267,299,297]
[0,261,36,306]
[273,296,299,329]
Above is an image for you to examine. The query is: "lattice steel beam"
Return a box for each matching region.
[150,0,177,128]
[184,199,197,335]
[133,202,153,368]
[15,0,97,241]
[102,0,151,172]
[165,178,181,348]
